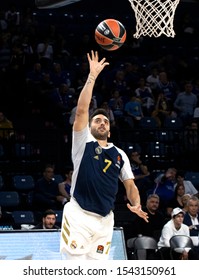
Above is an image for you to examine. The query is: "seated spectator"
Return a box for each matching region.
[152,168,177,212]
[32,209,60,229]
[108,89,124,119]
[124,95,144,128]
[183,196,199,237]
[146,66,159,90]
[50,62,71,88]
[154,71,179,106]
[134,194,166,242]
[48,83,75,128]
[58,168,73,203]
[174,81,197,126]
[157,207,198,260]
[183,120,199,156]
[129,150,153,204]
[181,194,191,213]
[174,170,198,197]
[0,111,14,140]
[110,69,129,97]
[135,77,155,116]
[33,164,66,211]
[166,182,185,217]
[151,92,177,127]
[36,36,53,71]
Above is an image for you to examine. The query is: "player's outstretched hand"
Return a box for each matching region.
[127,203,149,223]
[87,50,109,79]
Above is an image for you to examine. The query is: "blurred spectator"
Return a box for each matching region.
[110,69,129,96]
[50,62,71,88]
[0,32,11,73]
[58,168,73,202]
[124,95,144,128]
[184,120,199,155]
[152,168,177,211]
[151,92,177,127]
[20,35,34,70]
[174,81,197,126]
[146,66,159,90]
[108,89,124,119]
[174,170,198,197]
[135,194,165,241]
[182,120,199,167]
[123,61,141,90]
[36,37,53,71]
[26,62,43,84]
[181,194,192,213]
[183,196,199,237]
[32,209,60,229]
[49,83,75,128]
[158,207,197,260]
[0,11,8,31]
[0,111,14,140]
[166,182,185,217]
[5,4,20,31]
[33,164,66,211]
[135,77,155,116]
[129,150,153,204]
[155,71,179,106]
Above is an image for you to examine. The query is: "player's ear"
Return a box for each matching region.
[108,131,111,138]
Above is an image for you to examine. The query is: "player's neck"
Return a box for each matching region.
[97,140,108,147]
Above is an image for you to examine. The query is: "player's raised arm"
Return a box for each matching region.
[73,50,109,132]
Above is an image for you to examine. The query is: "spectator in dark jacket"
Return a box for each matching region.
[33,209,60,229]
[33,164,66,210]
[183,196,199,236]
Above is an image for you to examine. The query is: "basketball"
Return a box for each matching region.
[95,19,126,51]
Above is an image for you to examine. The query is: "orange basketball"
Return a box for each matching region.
[95,19,126,51]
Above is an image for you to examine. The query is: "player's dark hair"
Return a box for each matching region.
[89,108,110,125]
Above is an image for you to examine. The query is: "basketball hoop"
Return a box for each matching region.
[128,0,180,38]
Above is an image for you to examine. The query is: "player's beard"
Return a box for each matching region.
[91,127,109,140]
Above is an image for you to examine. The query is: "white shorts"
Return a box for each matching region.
[60,198,114,260]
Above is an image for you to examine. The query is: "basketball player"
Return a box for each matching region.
[60,50,148,260]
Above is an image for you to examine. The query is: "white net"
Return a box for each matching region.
[128,0,180,38]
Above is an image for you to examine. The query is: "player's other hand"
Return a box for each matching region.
[127,203,149,223]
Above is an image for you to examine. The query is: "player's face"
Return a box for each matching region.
[90,114,110,140]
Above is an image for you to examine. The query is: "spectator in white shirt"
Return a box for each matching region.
[158,207,197,259]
